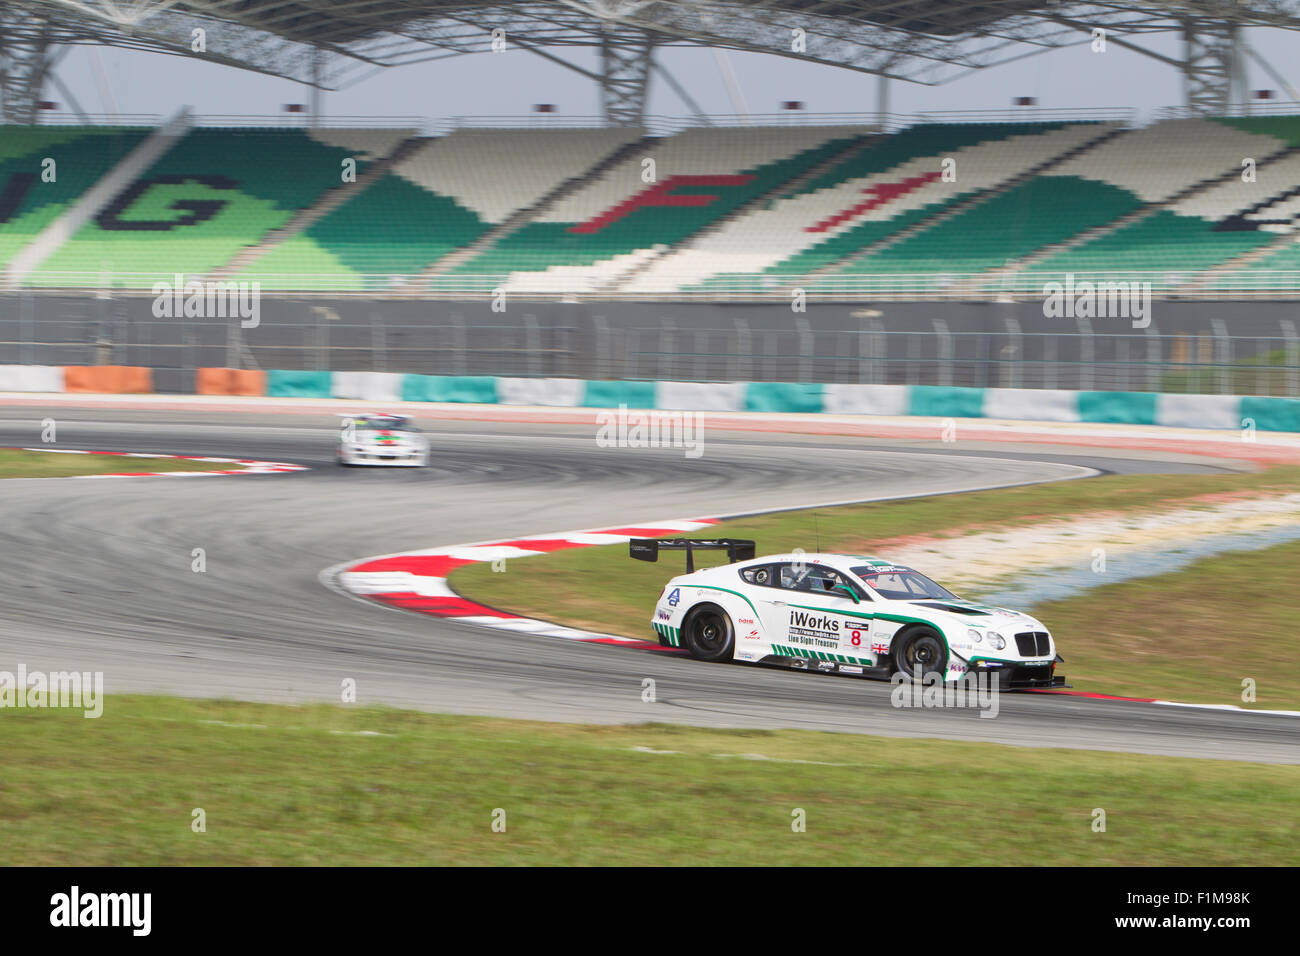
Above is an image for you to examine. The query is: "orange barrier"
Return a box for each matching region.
[195,368,267,396]
[62,366,153,394]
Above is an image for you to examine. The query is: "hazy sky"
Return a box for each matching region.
[43,23,1300,125]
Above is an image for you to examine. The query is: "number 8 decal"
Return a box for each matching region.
[850,628,862,647]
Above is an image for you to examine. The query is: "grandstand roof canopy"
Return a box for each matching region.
[4,0,1300,124]
[2,0,1297,86]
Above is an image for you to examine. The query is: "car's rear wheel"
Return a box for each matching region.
[891,627,948,681]
[681,604,734,662]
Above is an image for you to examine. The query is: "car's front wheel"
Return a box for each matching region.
[681,604,734,662]
[891,627,948,681]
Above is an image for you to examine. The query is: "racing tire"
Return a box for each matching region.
[891,627,948,682]
[681,604,735,663]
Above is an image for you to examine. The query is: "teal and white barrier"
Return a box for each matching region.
[0,364,65,392]
[248,372,1300,435]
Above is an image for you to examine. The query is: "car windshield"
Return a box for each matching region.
[851,566,958,601]
[359,419,414,433]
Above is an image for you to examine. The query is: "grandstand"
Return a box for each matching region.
[0,0,1298,298]
[2,111,1300,297]
[1,0,1299,400]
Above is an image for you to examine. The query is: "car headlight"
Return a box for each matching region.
[967,628,983,643]
[988,634,1006,650]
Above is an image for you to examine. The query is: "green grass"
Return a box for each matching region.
[0,449,230,478]
[1,695,1295,865]
[1037,538,1300,709]
[453,468,1300,708]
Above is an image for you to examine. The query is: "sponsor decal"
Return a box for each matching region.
[787,609,840,649]
[666,588,680,607]
[790,610,838,632]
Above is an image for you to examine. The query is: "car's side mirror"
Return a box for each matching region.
[831,585,860,604]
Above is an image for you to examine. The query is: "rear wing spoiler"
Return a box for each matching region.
[629,538,756,573]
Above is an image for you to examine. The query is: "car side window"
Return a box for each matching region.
[777,563,806,590]
[776,563,831,591]
[779,563,869,600]
[744,562,868,599]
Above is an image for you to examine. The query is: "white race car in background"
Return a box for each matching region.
[337,414,430,467]
[636,539,1066,689]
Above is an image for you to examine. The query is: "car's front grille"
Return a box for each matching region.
[1015,631,1051,657]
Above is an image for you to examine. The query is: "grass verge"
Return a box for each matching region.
[453,468,1300,708]
[0,449,225,478]
[1,695,1295,865]
[1033,538,1300,709]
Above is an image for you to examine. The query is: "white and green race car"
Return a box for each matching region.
[337,413,430,467]
[635,539,1066,689]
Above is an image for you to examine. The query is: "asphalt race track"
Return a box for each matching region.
[1,407,1296,764]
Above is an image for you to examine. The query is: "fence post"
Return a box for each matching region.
[19,293,34,366]
[732,316,750,383]
[625,327,641,381]
[1210,318,1230,395]
[371,312,385,373]
[451,312,467,375]
[659,320,675,382]
[524,313,541,377]
[856,319,868,383]
[1001,317,1021,389]
[1145,324,1160,392]
[1076,316,1094,391]
[933,318,954,386]
[867,318,884,384]
[227,318,240,370]
[312,306,329,371]
[592,315,610,381]
[1283,320,1298,397]
[795,314,812,383]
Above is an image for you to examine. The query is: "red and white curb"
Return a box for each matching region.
[1026,688,1300,714]
[326,517,720,651]
[327,519,1300,717]
[18,448,308,477]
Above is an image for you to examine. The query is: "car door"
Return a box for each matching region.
[752,563,794,645]
[756,562,867,656]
